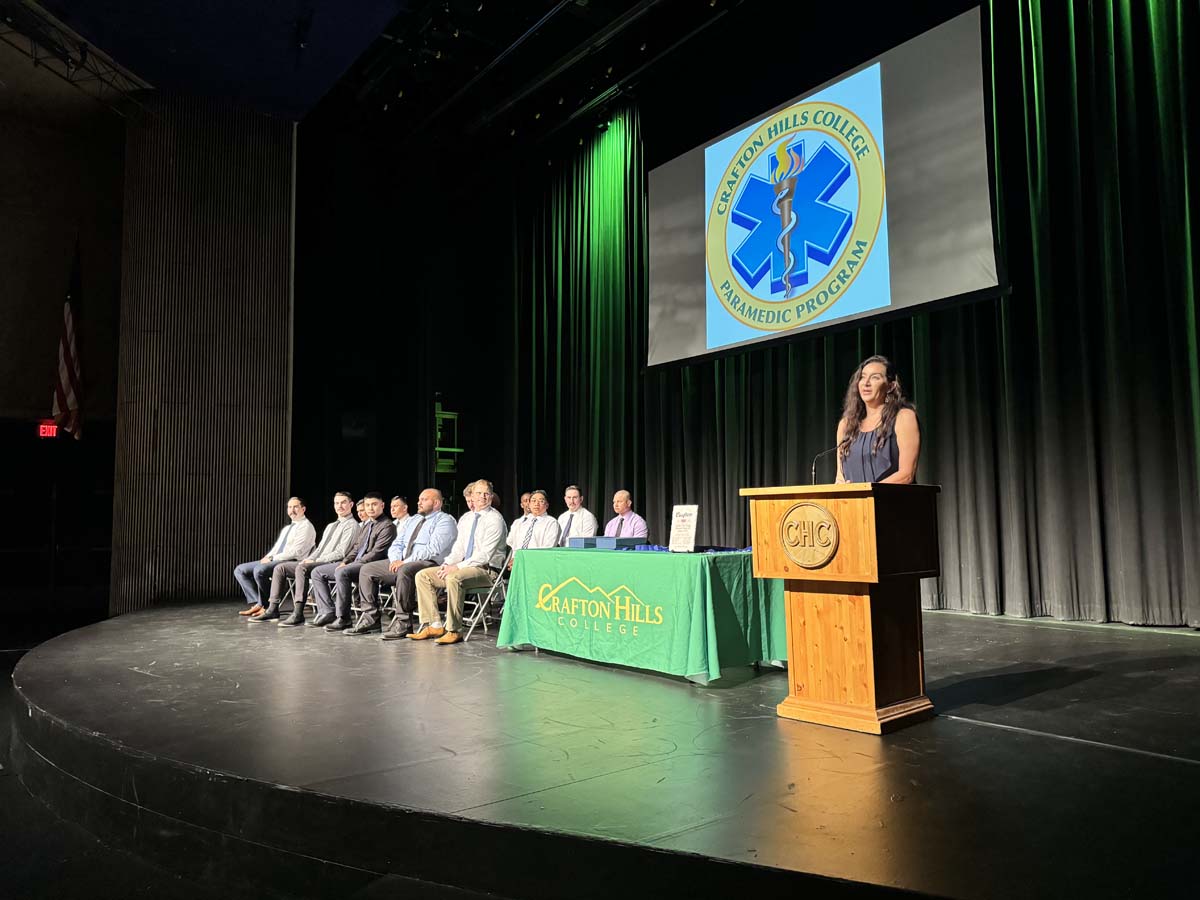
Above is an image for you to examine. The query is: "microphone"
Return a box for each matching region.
[810,446,839,485]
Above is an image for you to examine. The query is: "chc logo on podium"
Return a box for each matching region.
[779,502,839,569]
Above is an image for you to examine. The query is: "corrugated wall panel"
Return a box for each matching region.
[110,96,294,615]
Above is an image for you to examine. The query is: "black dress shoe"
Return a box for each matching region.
[278,615,304,627]
[309,613,335,628]
[251,604,281,622]
[345,621,381,636]
[382,625,410,641]
[324,619,350,632]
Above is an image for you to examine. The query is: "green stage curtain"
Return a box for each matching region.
[504,2,1199,625]
[506,109,648,520]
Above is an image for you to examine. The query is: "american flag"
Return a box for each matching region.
[52,245,83,440]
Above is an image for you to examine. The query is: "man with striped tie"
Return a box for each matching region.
[555,485,598,547]
[233,497,317,617]
[508,489,561,555]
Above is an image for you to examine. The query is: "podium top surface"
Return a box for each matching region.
[738,482,940,498]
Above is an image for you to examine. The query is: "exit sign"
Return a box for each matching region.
[38,421,58,438]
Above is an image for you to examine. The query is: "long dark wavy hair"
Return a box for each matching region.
[837,355,913,460]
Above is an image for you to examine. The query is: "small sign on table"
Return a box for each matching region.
[668,505,699,553]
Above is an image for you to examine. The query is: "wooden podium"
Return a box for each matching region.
[739,483,940,734]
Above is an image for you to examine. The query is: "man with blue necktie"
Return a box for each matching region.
[309,492,395,631]
[411,479,508,645]
[233,497,316,617]
[556,484,598,546]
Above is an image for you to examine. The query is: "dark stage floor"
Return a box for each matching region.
[8,604,1200,899]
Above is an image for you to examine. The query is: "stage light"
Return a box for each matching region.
[397,89,404,98]
[510,127,516,136]
[534,111,541,119]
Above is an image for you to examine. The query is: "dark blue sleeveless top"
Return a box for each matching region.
[842,428,900,483]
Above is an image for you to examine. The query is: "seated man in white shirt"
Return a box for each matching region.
[259,491,359,625]
[508,489,561,555]
[556,484,599,546]
[411,479,508,645]
[513,491,531,528]
[233,497,317,617]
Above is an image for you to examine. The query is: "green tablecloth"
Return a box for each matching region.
[496,549,788,682]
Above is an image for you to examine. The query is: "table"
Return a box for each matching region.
[496,549,788,682]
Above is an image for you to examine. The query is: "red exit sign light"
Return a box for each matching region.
[38,421,58,438]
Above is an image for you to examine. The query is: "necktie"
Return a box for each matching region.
[614,517,624,538]
[560,514,574,546]
[521,516,535,549]
[315,526,331,556]
[273,524,293,554]
[464,513,480,557]
[402,516,426,560]
[355,522,374,560]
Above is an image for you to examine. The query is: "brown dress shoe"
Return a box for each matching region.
[407,625,446,640]
[239,604,263,617]
[434,632,462,645]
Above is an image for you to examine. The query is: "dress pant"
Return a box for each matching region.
[415,565,495,633]
[311,562,368,621]
[393,559,436,615]
[355,560,394,626]
[268,560,319,608]
[358,558,437,621]
[233,560,280,606]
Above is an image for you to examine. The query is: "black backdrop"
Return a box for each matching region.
[293,0,1199,626]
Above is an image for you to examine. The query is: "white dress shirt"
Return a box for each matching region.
[508,513,562,550]
[265,517,316,562]
[444,506,508,570]
[556,507,598,545]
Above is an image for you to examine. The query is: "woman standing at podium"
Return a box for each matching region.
[835,355,920,484]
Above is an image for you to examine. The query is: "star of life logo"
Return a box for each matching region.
[706,101,886,331]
